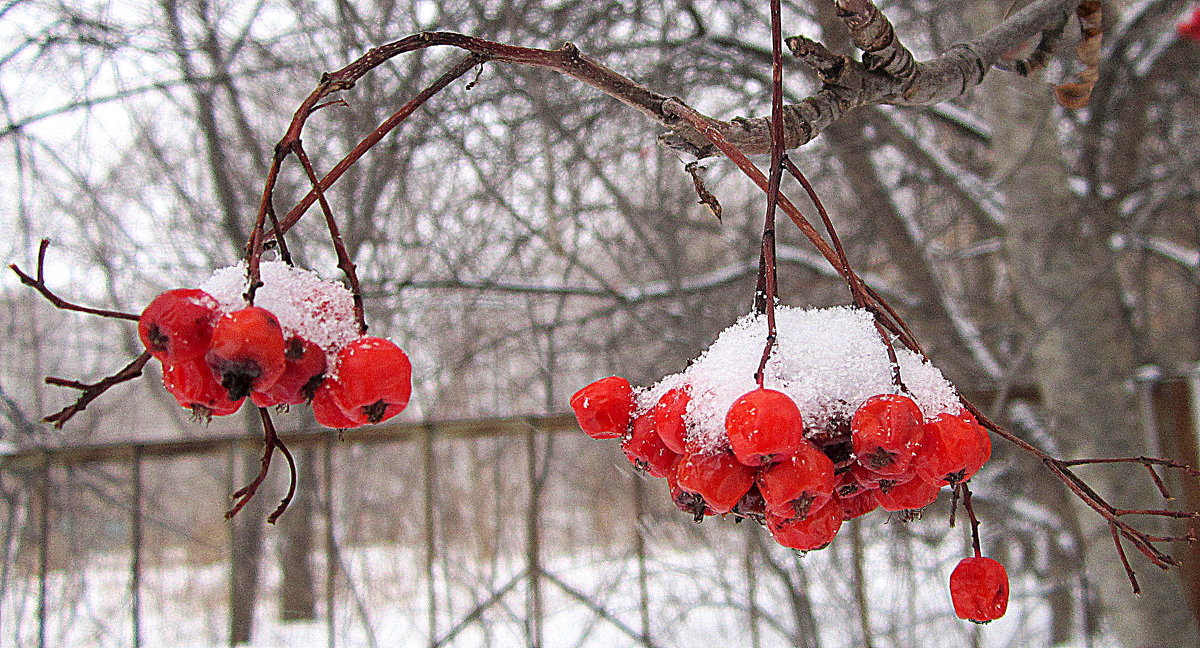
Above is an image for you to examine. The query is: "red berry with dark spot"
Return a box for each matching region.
[667,456,715,521]
[652,386,690,453]
[757,440,835,520]
[139,289,219,361]
[675,450,756,514]
[331,337,412,425]
[206,307,286,401]
[851,393,925,475]
[725,387,805,466]
[766,499,842,551]
[950,556,1009,623]
[162,356,243,419]
[876,475,941,512]
[622,410,677,478]
[570,376,634,440]
[915,412,991,487]
[836,489,879,521]
[312,379,361,430]
[251,336,327,408]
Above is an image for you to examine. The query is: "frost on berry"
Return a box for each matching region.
[652,386,691,454]
[851,393,925,475]
[622,410,677,478]
[950,556,1009,623]
[570,376,634,440]
[206,306,287,400]
[725,387,805,466]
[139,289,219,361]
[330,337,412,425]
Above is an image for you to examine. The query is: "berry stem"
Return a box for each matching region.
[9,240,140,321]
[753,0,785,389]
[958,482,983,559]
[267,432,298,524]
[226,407,280,519]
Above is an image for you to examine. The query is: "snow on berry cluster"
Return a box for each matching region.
[139,261,411,429]
[571,305,1005,621]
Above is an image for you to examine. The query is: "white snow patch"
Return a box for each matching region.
[638,306,961,453]
[198,261,358,351]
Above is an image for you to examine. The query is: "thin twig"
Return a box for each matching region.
[1110,522,1140,594]
[959,482,982,558]
[9,240,139,321]
[43,352,152,428]
[225,408,279,519]
[268,433,297,524]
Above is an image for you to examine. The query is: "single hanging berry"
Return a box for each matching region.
[674,450,755,514]
[915,411,991,487]
[312,379,362,430]
[330,337,412,425]
[950,556,1009,623]
[756,440,835,520]
[622,410,677,478]
[570,376,634,440]
[206,306,287,400]
[851,393,925,475]
[725,387,805,466]
[766,498,842,551]
[652,386,691,454]
[139,289,219,361]
[162,356,244,418]
[251,336,327,408]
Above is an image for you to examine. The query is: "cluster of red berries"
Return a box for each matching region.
[571,375,1008,622]
[139,288,411,429]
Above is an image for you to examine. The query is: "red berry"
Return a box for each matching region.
[206,307,286,400]
[1179,9,1200,42]
[251,336,327,408]
[725,388,805,466]
[675,450,756,514]
[622,411,677,478]
[667,456,715,521]
[652,386,690,453]
[570,376,634,440]
[766,499,842,551]
[162,356,243,418]
[757,440,835,520]
[849,462,908,492]
[851,393,925,475]
[876,475,941,512]
[950,556,1009,623]
[915,412,991,487]
[732,486,767,522]
[331,337,413,425]
[836,489,879,521]
[834,468,869,498]
[139,289,219,361]
[312,379,361,430]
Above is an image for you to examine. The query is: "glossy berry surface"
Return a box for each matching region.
[916,412,991,487]
[675,450,756,514]
[622,411,677,478]
[251,336,327,408]
[570,376,634,440]
[139,289,219,361]
[162,356,243,418]
[766,499,842,551]
[332,337,413,425]
[312,379,361,430]
[725,387,805,466]
[836,489,879,521]
[950,556,1009,623]
[851,393,925,475]
[757,440,835,519]
[652,387,691,454]
[206,307,287,400]
[667,456,715,521]
[876,475,940,512]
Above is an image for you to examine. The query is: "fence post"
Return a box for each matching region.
[525,423,543,648]
[36,454,49,648]
[324,435,336,648]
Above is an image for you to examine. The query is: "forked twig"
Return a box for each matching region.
[42,351,153,428]
[9,240,139,321]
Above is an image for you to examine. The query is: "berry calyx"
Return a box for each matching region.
[250,336,327,408]
[652,386,691,453]
[757,440,835,519]
[162,356,244,419]
[725,387,805,466]
[915,412,991,487]
[331,337,413,425]
[876,475,941,512]
[622,411,677,478]
[950,556,1009,623]
[675,450,756,514]
[139,289,219,361]
[206,306,287,400]
[766,499,843,551]
[851,393,925,475]
[570,376,634,440]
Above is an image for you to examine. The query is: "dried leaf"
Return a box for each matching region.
[1055,0,1102,109]
[685,161,723,222]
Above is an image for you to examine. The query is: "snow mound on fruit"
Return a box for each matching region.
[640,306,961,453]
[200,261,358,351]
